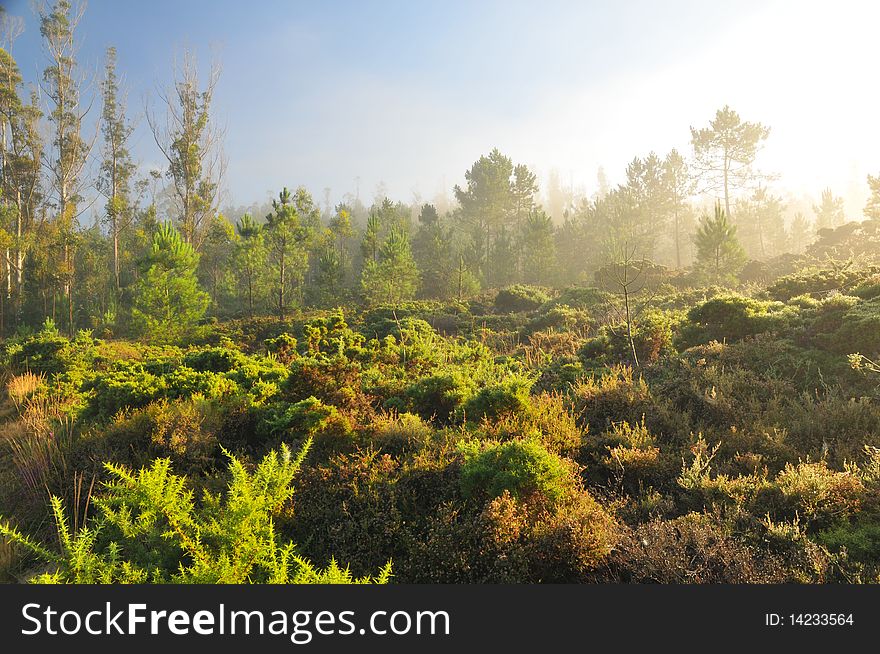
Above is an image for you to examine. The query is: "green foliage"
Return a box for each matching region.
[677,294,794,348]
[462,376,534,421]
[693,204,747,283]
[0,441,391,583]
[459,439,572,504]
[405,371,475,423]
[494,285,551,313]
[130,222,210,342]
[361,227,419,305]
[767,266,880,302]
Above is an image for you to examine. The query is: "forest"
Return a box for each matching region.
[0,1,879,584]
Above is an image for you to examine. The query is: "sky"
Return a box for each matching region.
[2,0,878,217]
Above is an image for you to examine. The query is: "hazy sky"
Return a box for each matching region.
[3,0,878,216]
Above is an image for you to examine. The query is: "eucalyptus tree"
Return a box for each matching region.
[0,26,43,323]
[39,0,93,334]
[97,46,137,291]
[147,52,224,249]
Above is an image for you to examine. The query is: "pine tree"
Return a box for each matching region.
[361,226,419,305]
[130,222,209,341]
[813,187,845,229]
[233,213,267,316]
[663,149,695,268]
[788,212,812,254]
[265,187,309,318]
[198,214,236,315]
[454,149,538,284]
[737,186,786,258]
[690,105,770,220]
[865,174,880,221]
[621,152,675,261]
[519,209,556,285]
[412,203,456,299]
[693,203,746,284]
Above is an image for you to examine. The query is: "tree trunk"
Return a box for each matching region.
[673,210,681,269]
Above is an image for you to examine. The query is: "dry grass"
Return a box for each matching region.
[6,372,44,413]
[1,391,74,498]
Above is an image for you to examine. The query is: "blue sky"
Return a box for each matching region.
[3,0,878,216]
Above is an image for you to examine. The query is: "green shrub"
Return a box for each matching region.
[525,304,592,334]
[0,441,391,583]
[494,285,551,313]
[546,286,612,310]
[459,439,572,504]
[7,328,96,377]
[570,365,679,437]
[677,294,795,348]
[819,516,880,564]
[182,346,247,372]
[264,332,298,362]
[462,376,534,421]
[768,266,880,301]
[405,372,475,423]
[368,412,434,455]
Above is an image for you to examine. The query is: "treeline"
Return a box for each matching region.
[2,2,880,341]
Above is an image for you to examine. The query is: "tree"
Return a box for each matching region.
[813,187,845,230]
[197,213,236,315]
[233,213,266,316]
[518,209,556,285]
[690,105,770,220]
[147,52,224,249]
[544,168,571,222]
[97,46,136,292]
[265,187,309,318]
[788,212,812,254]
[412,203,458,299]
[693,203,747,284]
[130,222,209,342]
[865,174,880,221]
[40,0,93,335]
[736,186,786,258]
[595,186,643,261]
[0,30,43,327]
[663,149,695,268]
[454,148,538,283]
[361,211,381,264]
[603,245,651,369]
[328,204,355,286]
[361,226,419,305]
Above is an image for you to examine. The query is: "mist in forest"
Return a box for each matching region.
[2,0,878,218]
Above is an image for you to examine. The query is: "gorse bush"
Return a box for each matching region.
[676,294,796,348]
[462,376,534,421]
[0,440,391,584]
[459,438,573,504]
[494,285,552,313]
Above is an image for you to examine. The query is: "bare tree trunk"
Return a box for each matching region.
[623,269,639,369]
[723,152,731,221]
[674,210,681,269]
